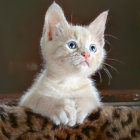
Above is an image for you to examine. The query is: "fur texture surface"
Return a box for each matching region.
[19,2,108,126]
[0,99,140,140]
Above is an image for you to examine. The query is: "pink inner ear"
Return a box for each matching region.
[48,24,58,41]
[48,27,52,41]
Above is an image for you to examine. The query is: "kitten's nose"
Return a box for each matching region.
[81,52,90,59]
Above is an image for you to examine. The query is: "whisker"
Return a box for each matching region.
[106,58,124,64]
[103,66,112,85]
[105,48,111,54]
[104,66,112,79]
[104,34,119,40]
[105,39,112,46]
[104,62,118,73]
[103,68,110,85]
[97,71,102,83]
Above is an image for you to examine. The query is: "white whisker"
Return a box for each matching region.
[106,58,124,64]
[104,62,118,73]
[97,71,102,83]
[104,66,112,79]
[104,34,119,40]
[105,39,112,46]
[103,66,112,85]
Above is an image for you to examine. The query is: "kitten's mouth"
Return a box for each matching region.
[80,60,89,67]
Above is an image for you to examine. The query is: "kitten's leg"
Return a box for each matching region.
[63,99,77,126]
[50,99,77,126]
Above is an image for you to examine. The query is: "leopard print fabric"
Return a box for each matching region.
[0,104,139,140]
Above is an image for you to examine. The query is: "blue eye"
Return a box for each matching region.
[67,41,77,49]
[90,44,97,53]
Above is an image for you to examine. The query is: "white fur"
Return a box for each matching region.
[19,2,108,126]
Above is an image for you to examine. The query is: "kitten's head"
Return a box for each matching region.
[41,2,108,77]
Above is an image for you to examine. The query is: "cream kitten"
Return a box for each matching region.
[19,2,108,126]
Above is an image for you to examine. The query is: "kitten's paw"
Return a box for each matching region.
[51,111,68,125]
[76,112,88,124]
[63,99,77,126]
[50,99,77,126]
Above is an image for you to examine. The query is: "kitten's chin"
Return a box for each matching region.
[80,61,89,67]
[76,62,89,73]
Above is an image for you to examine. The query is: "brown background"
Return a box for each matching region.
[0,0,140,93]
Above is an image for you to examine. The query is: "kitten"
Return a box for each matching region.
[19,2,108,126]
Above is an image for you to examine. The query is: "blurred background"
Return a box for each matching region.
[0,0,140,93]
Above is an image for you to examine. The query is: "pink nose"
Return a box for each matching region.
[81,52,90,59]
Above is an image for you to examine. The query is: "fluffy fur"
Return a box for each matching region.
[19,2,108,126]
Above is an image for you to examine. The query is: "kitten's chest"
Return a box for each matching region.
[42,76,94,98]
[50,77,93,97]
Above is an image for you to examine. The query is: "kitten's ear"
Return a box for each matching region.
[88,11,108,45]
[44,2,68,41]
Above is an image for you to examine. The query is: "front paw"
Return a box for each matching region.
[51,99,77,126]
[76,111,88,124]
